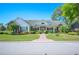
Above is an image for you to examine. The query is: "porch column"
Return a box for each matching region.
[53,26,56,33]
[28,26,30,32]
[19,26,21,32]
[39,26,40,31]
[46,27,47,31]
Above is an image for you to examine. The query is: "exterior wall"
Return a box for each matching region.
[20,26,30,32]
[15,18,30,32]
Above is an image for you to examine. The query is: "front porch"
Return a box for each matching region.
[31,26,60,33]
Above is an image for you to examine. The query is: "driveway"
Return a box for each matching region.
[33,33,54,42]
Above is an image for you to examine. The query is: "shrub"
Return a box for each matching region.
[19,32,29,35]
[68,32,77,35]
[44,30,48,34]
[11,32,17,35]
[31,31,36,34]
[36,31,41,34]
[4,32,8,34]
[0,32,4,34]
[31,31,43,34]
[59,25,70,33]
[55,33,60,36]
[0,31,9,34]
[39,31,42,34]
[49,30,53,33]
[25,32,28,34]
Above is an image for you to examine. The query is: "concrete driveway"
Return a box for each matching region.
[33,33,54,42]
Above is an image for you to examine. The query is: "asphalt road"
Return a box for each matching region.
[0,41,79,55]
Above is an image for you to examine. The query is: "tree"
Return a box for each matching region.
[52,6,62,20]
[57,3,79,32]
[7,21,20,34]
[0,23,6,31]
[61,3,79,25]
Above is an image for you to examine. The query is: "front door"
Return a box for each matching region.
[40,26,46,32]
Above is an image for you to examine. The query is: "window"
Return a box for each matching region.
[41,23,45,24]
[26,27,28,30]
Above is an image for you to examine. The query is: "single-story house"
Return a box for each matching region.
[7,17,65,32]
[6,17,79,33]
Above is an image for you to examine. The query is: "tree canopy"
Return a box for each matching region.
[52,3,79,32]
[7,21,19,33]
[52,6,62,20]
[61,3,79,23]
[52,3,79,23]
[0,23,6,31]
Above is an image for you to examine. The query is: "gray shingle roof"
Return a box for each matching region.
[15,17,29,27]
[13,17,65,27]
[25,20,65,27]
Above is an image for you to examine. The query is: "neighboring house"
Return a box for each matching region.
[71,21,79,31]
[7,17,65,32]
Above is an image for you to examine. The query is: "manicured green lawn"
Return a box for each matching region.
[0,34,39,41]
[47,33,79,41]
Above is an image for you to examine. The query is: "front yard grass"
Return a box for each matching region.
[47,33,79,41]
[0,34,39,41]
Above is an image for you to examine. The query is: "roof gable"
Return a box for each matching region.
[15,17,29,27]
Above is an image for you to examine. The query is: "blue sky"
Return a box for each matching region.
[0,3,63,24]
